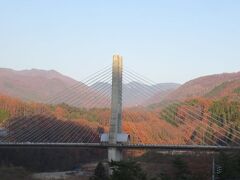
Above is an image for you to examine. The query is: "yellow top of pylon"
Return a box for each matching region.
[113,55,123,67]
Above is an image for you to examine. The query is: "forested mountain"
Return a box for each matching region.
[0,69,239,146]
[150,71,240,146]
[164,71,240,101]
[0,68,179,107]
[0,68,81,102]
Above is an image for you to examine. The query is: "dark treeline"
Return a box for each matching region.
[0,148,107,172]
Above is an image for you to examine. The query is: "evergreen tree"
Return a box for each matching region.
[110,161,147,180]
[90,162,109,180]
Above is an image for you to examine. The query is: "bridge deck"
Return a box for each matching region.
[0,143,240,152]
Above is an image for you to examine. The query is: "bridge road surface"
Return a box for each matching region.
[0,143,240,152]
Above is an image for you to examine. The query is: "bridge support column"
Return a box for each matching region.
[108,55,123,162]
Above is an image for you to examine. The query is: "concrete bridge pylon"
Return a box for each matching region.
[100,55,130,162]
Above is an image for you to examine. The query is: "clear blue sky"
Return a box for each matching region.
[0,0,240,83]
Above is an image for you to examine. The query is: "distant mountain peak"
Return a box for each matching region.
[0,68,80,102]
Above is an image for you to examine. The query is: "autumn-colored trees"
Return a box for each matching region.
[1,92,240,146]
[209,98,240,126]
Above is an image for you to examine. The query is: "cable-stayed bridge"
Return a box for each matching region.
[0,55,240,161]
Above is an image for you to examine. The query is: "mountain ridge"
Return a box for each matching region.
[0,68,180,107]
[164,71,240,101]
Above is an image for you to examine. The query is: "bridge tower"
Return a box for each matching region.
[100,55,129,162]
[108,54,123,162]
